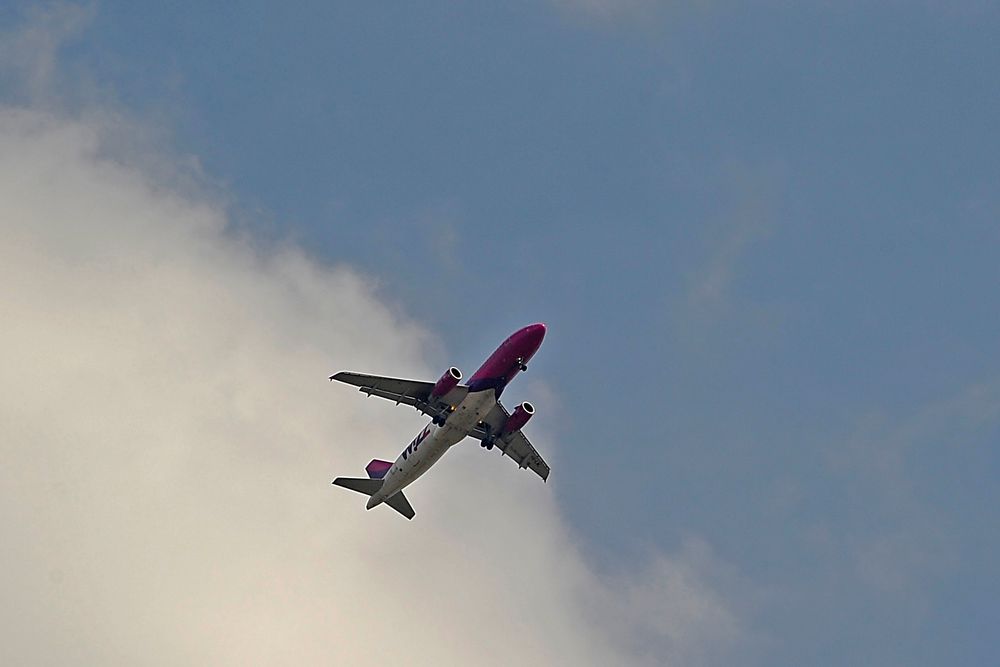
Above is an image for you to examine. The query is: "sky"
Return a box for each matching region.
[1,2,998,665]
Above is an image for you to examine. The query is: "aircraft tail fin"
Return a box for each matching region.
[332,477,383,496]
[365,459,393,479]
[384,491,415,520]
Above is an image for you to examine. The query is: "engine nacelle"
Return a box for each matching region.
[501,401,535,435]
[430,366,462,399]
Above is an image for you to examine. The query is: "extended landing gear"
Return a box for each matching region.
[480,424,496,451]
[516,357,528,372]
[432,405,456,427]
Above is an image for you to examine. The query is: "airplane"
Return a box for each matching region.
[330,323,550,519]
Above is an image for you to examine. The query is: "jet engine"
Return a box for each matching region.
[430,366,462,399]
[501,401,535,435]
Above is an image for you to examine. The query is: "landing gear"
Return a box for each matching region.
[516,357,528,372]
[481,424,496,451]
[433,406,456,427]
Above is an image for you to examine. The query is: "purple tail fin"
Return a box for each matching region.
[366,459,393,480]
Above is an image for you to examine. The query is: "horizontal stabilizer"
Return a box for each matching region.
[385,491,415,520]
[332,477,383,496]
[365,459,393,480]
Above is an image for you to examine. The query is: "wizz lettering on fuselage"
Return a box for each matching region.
[401,426,432,460]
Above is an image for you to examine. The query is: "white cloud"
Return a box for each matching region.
[0,12,742,664]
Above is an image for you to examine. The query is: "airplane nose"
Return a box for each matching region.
[515,323,546,355]
[527,322,546,342]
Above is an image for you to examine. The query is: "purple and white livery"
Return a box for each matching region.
[331,323,549,519]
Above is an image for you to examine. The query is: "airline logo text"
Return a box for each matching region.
[401,426,432,460]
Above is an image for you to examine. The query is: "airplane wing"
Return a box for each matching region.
[470,402,551,481]
[330,371,469,422]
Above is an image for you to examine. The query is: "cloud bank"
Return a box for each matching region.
[0,27,739,667]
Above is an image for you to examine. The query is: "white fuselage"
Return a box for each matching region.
[367,388,497,508]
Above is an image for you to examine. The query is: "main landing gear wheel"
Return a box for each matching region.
[432,414,446,426]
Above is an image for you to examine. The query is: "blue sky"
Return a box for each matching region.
[3,2,999,664]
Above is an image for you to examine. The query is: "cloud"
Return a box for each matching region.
[547,0,720,25]
[550,0,656,20]
[0,11,741,666]
[685,161,782,315]
[825,379,1000,595]
[0,3,94,105]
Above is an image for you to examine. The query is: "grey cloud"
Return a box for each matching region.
[819,379,1000,604]
[550,0,656,20]
[0,3,94,105]
[685,161,783,316]
[548,0,722,24]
